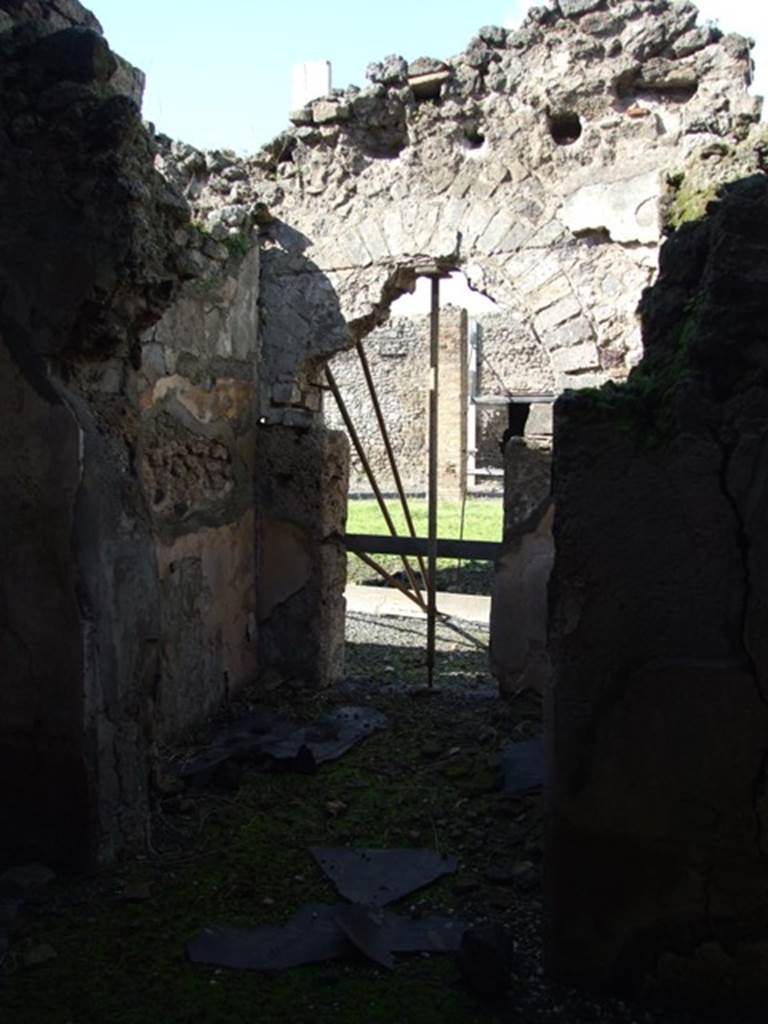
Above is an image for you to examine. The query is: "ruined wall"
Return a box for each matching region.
[491,438,554,694]
[547,175,768,1012]
[159,0,761,435]
[0,5,189,864]
[3,0,764,868]
[255,426,348,689]
[327,316,428,494]
[153,0,761,707]
[137,248,261,740]
[327,306,558,494]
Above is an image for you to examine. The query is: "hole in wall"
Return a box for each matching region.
[362,133,407,160]
[463,123,486,150]
[548,110,582,146]
[614,71,699,104]
[411,81,443,103]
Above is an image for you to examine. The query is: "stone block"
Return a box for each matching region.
[550,342,600,373]
[478,210,519,253]
[534,295,582,333]
[555,370,607,390]
[311,100,349,125]
[559,170,662,245]
[543,316,594,350]
[492,219,531,254]
[289,107,313,126]
[272,381,302,406]
[356,216,391,262]
[559,0,605,16]
[526,403,554,436]
[527,274,573,313]
[511,253,560,293]
[460,200,498,249]
[470,160,511,201]
[381,207,406,257]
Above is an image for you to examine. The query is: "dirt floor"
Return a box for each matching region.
[0,613,725,1023]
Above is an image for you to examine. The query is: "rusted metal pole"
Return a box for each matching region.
[325,366,427,612]
[354,339,430,589]
[427,275,440,688]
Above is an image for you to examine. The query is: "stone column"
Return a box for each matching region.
[255,425,349,689]
[490,438,553,695]
[432,308,468,504]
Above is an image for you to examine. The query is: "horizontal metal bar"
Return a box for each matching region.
[473,393,556,406]
[343,533,501,561]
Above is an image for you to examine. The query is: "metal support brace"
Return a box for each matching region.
[354,340,430,589]
[325,366,427,612]
[427,275,440,688]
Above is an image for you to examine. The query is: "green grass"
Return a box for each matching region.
[346,499,502,542]
[344,498,502,590]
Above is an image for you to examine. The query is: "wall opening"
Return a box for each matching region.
[547,110,582,146]
[463,123,486,150]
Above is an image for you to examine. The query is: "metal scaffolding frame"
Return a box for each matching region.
[328,268,498,683]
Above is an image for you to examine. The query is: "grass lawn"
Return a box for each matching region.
[344,498,502,590]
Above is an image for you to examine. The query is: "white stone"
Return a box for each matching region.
[550,343,600,373]
[534,295,582,333]
[559,170,662,244]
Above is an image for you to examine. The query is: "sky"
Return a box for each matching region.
[91,0,767,154]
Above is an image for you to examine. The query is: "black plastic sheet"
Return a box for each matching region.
[186,902,465,971]
[502,738,545,796]
[181,705,388,785]
[310,847,458,907]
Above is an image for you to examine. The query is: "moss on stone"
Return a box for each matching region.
[565,298,702,450]
[666,178,718,231]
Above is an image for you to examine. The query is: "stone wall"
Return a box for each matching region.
[138,250,261,740]
[0,2,267,866]
[157,0,761,434]
[547,175,768,1012]
[327,315,428,494]
[255,426,348,689]
[0,7,189,865]
[325,303,563,496]
[326,309,470,498]
[2,0,764,875]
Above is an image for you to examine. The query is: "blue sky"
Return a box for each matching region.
[92,0,765,154]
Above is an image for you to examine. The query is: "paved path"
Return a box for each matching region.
[344,584,490,624]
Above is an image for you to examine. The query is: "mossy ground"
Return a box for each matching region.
[0,624,542,1024]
